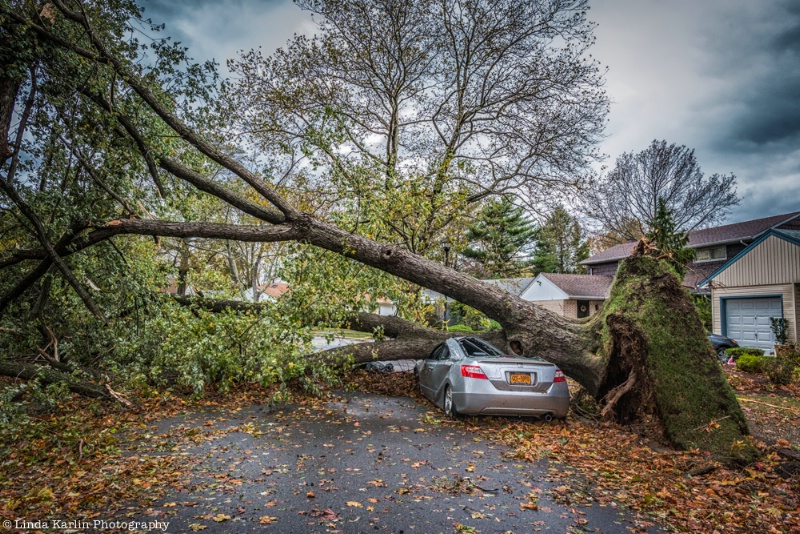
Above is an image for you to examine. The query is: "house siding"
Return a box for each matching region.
[588,262,619,277]
[530,300,567,316]
[530,299,603,319]
[712,235,800,287]
[711,284,796,344]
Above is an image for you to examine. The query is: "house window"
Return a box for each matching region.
[695,245,726,262]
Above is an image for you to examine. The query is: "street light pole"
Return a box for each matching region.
[442,240,451,328]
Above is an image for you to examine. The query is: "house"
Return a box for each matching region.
[375,297,397,316]
[519,273,613,318]
[582,211,800,293]
[699,228,800,354]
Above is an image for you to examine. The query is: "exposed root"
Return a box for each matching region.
[600,370,637,419]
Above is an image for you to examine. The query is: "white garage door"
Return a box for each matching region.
[724,297,783,353]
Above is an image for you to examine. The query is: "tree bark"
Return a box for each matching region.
[0,360,108,399]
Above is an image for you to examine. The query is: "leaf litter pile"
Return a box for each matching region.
[0,367,798,533]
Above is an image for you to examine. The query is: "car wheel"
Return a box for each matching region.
[443,385,459,418]
[717,347,728,363]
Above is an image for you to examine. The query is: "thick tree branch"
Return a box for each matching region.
[0,360,108,399]
[0,178,105,320]
[52,0,297,220]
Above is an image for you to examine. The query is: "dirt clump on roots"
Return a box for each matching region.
[596,248,756,464]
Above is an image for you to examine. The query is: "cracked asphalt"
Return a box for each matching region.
[120,392,659,533]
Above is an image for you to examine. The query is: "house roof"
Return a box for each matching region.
[538,273,613,299]
[480,277,534,296]
[582,242,637,265]
[699,228,800,286]
[687,211,800,247]
[582,211,800,265]
[262,282,290,298]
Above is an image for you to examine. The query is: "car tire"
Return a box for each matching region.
[717,347,728,363]
[443,385,459,418]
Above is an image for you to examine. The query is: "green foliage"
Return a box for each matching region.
[766,354,796,386]
[736,354,769,374]
[692,295,712,331]
[645,199,696,278]
[447,302,500,332]
[462,197,536,278]
[770,317,789,345]
[446,324,475,333]
[530,205,589,274]
[726,347,765,360]
[111,299,314,394]
[225,0,607,254]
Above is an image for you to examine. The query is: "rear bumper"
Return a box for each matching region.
[453,386,570,418]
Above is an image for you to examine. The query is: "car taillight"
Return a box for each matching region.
[461,365,488,379]
[554,369,566,383]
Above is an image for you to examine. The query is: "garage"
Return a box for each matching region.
[724,297,783,353]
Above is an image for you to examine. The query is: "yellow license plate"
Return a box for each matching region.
[509,373,531,385]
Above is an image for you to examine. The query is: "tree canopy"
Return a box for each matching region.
[224,0,607,254]
[530,205,589,275]
[461,197,537,279]
[586,139,739,242]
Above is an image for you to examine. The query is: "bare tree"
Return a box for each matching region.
[226,0,608,253]
[586,140,739,241]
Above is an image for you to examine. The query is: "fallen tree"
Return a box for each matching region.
[0,0,753,462]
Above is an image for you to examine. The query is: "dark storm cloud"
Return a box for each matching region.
[704,0,800,152]
[141,0,313,69]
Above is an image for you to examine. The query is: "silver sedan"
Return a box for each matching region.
[414,336,570,420]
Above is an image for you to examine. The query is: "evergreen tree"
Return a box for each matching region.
[462,197,537,278]
[531,206,590,274]
[645,198,696,278]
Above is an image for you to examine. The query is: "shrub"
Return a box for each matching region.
[446,324,475,333]
[736,353,769,374]
[770,317,789,345]
[767,353,797,386]
[725,347,764,361]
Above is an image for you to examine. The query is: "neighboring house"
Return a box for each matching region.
[519,273,613,319]
[582,211,800,293]
[699,228,800,354]
[375,297,398,316]
[260,282,290,300]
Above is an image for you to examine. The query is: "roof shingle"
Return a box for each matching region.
[539,273,613,299]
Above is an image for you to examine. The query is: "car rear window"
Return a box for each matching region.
[458,338,504,357]
[458,337,548,362]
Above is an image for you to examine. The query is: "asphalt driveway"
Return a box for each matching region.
[118,391,658,533]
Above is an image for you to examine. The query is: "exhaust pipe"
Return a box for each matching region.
[543,413,554,422]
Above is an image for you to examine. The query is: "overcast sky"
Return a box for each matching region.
[143,0,800,225]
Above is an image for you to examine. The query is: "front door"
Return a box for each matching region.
[577,300,590,319]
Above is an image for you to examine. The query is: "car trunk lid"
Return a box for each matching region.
[475,358,557,392]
